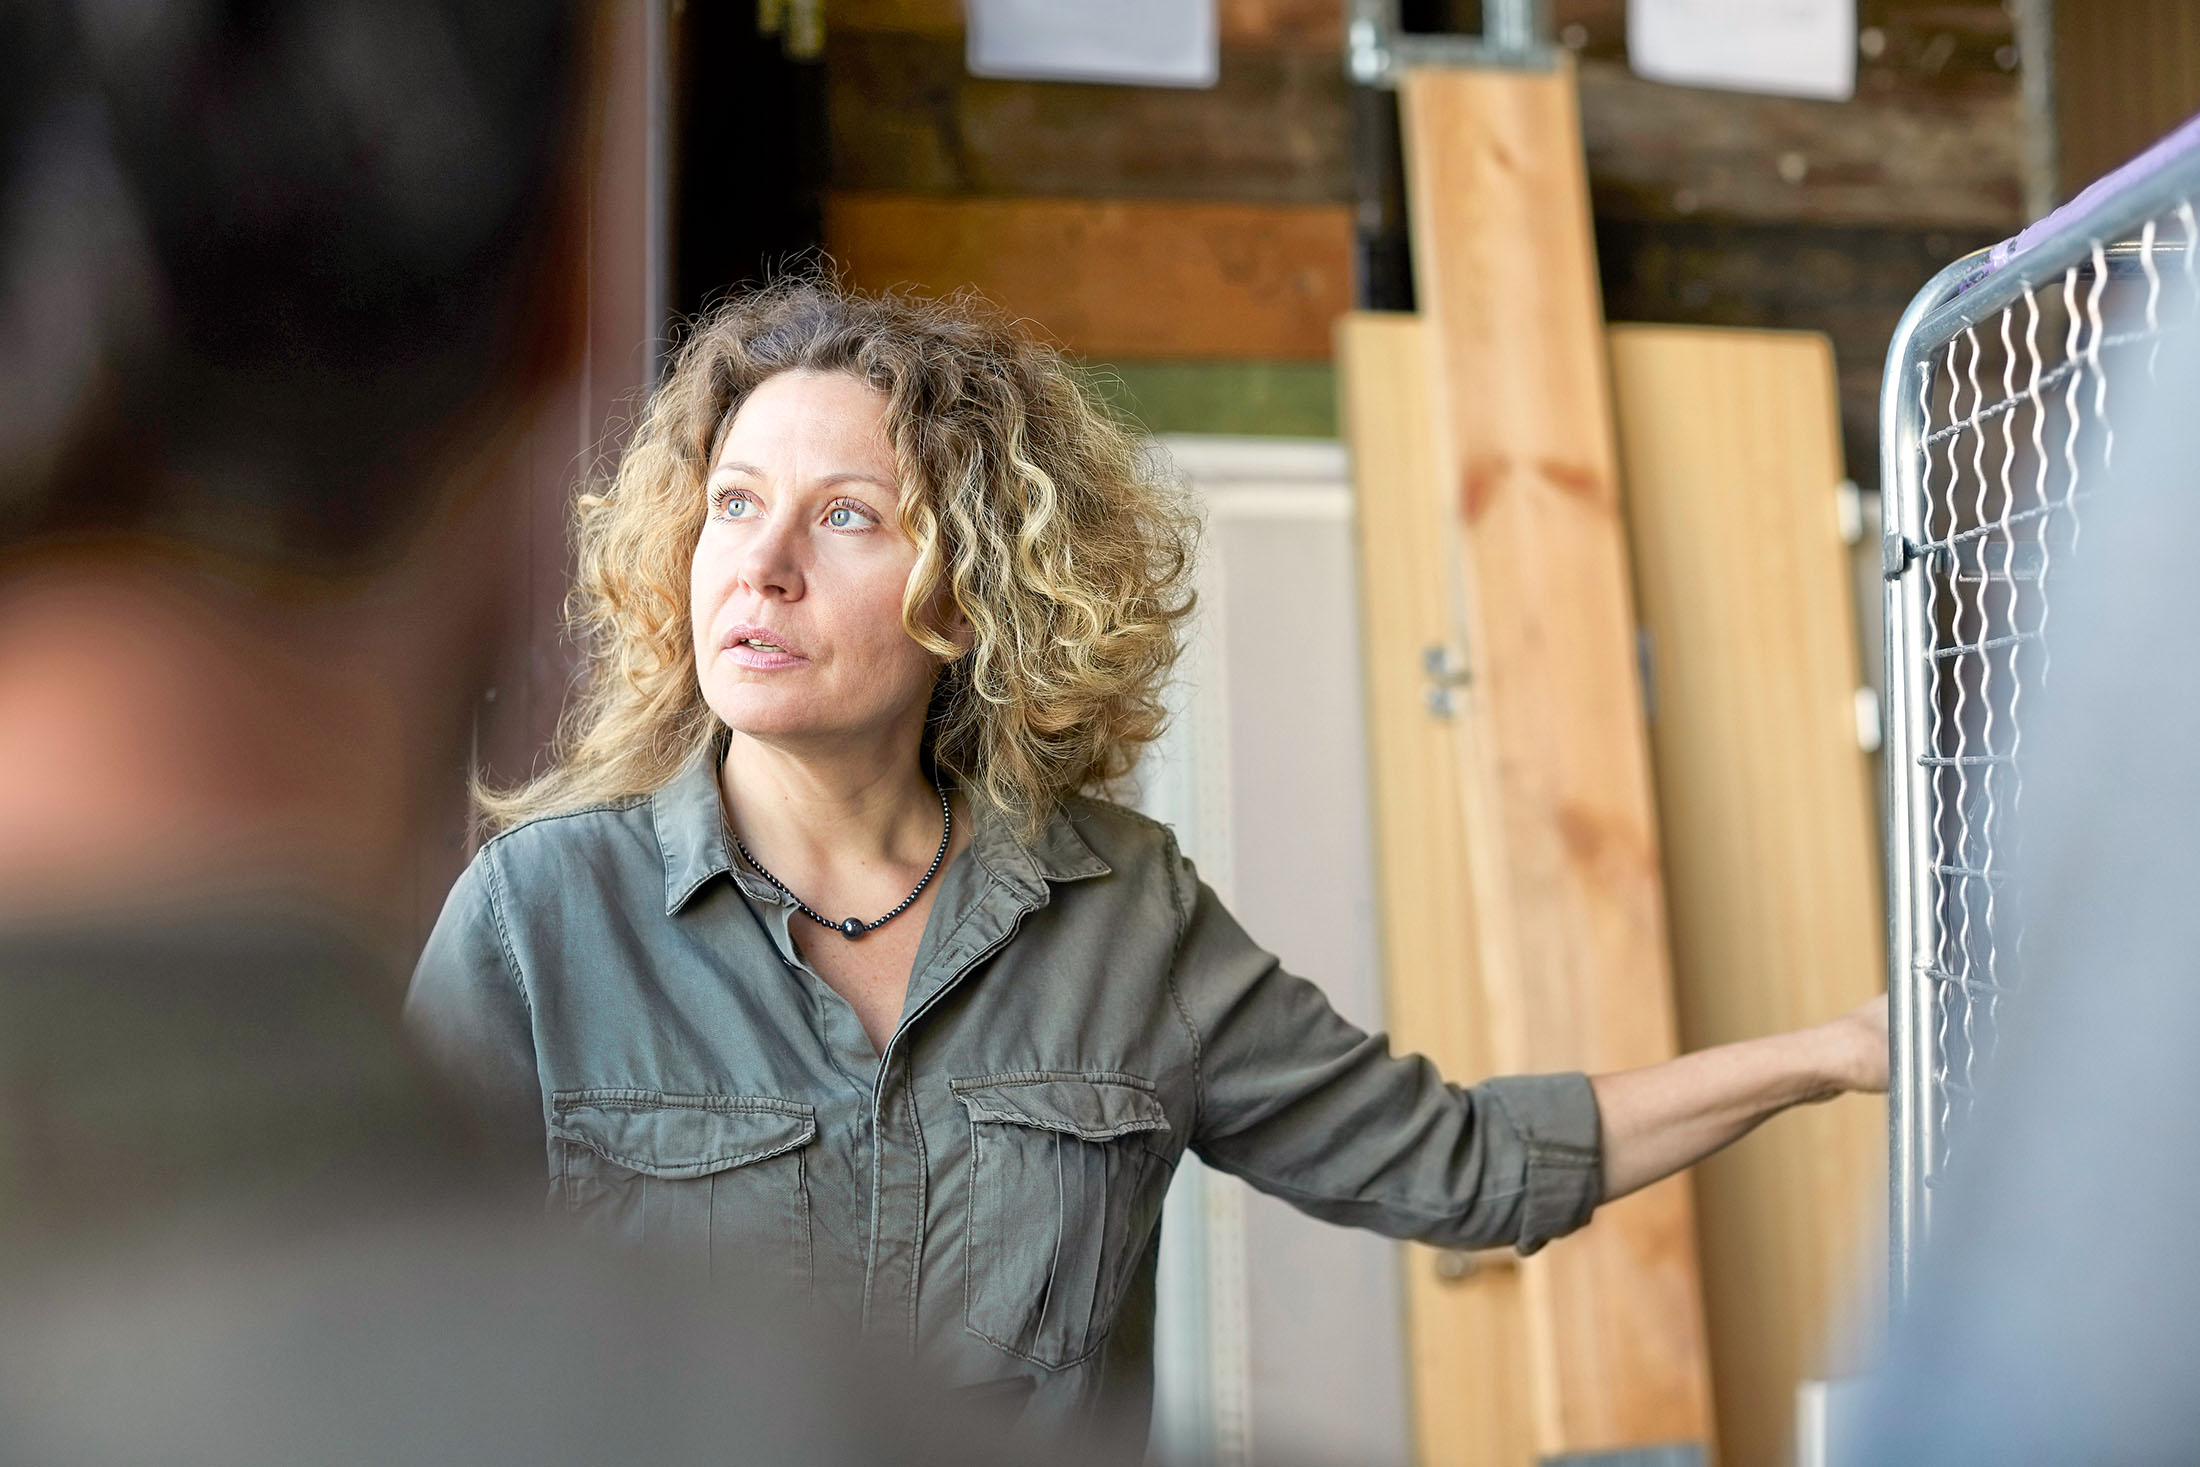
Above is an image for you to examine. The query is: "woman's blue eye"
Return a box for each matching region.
[718,493,753,519]
[827,506,869,530]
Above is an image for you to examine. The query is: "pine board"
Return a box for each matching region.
[1340,311,1538,1467]
[822,193,1352,360]
[1398,61,1717,1459]
[1607,324,1887,1467]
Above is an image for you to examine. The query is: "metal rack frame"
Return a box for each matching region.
[1882,135,2200,1301]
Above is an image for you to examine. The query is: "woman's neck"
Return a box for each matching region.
[716,727,947,879]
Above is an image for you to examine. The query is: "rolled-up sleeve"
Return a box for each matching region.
[403,852,545,1160]
[1167,848,1603,1254]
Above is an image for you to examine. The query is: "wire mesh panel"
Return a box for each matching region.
[1883,130,2200,1295]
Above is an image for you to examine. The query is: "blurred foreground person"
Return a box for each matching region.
[1847,327,2200,1460]
[0,4,1082,1463]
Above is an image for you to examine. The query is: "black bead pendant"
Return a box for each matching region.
[838,917,866,939]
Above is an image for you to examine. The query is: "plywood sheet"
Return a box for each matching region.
[1399,62,1716,1459]
[1339,311,1536,1467]
[823,193,1352,359]
[1608,324,1887,1467]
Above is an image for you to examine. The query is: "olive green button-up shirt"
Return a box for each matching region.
[405,744,1604,1443]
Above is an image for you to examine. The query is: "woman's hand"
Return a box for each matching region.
[1590,991,1890,1203]
[1812,993,1890,1097]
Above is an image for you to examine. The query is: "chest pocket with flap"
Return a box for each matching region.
[953,1072,1171,1370]
[550,1088,815,1296]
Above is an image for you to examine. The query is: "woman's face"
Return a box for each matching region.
[690,370,942,754]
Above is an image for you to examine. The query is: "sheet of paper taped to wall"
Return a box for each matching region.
[965,0,1218,89]
[1628,0,1856,103]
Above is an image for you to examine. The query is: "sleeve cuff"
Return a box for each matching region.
[1481,1071,1605,1253]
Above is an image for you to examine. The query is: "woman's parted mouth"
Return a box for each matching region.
[721,622,809,662]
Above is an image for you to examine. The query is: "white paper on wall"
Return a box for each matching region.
[1628,0,1856,102]
[965,0,1218,89]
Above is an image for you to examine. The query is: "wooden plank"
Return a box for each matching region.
[1108,361,1338,438]
[831,0,2008,71]
[1578,59,2022,231]
[1554,0,2024,96]
[827,32,1351,205]
[2054,0,2200,198]
[821,29,2021,230]
[824,0,1343,50]
[1340,311,1536,1467]
[822,193,1352,359]
[1594,215,2006,496]
[1399,61,1717,1458]
[1607,325,1886,1467]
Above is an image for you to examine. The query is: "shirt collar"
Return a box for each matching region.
[650,733,1111,917]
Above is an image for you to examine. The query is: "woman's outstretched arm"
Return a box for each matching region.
[1591,994,1888,1202]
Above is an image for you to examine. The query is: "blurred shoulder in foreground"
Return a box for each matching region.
[0,3,1120,1462]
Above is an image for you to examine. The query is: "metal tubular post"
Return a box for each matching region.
[1881,250,1993,1305]
[1482,0,1546,54]
[1343,0,1555,85]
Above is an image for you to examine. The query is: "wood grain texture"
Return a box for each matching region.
[1339,311,1536,1467]
[823,193,1353,359]
[2054,0,2200,198]
[1107,360,1338,438]
[1595,216,2004,495]
[1399,61,1716,1458]
[828,32,1351,204]
[1577,59,2022,231]
[822,27,2022,230]
[1607,325,1887,1467]
[825,0,1343,49]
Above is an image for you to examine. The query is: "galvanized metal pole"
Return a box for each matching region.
[1482,0,1548,56]
[2011,0,2060,221]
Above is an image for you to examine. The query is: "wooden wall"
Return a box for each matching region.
[822,0,1354,370]
[2054,0,2200,200]
[1569,0,2022,485]
[819,0,2027,462]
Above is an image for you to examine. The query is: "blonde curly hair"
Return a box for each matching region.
[478,277,1200,839]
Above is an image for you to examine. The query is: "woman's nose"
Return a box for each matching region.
[732,514,805,599]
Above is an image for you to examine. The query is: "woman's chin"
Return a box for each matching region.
[704,683,828,740]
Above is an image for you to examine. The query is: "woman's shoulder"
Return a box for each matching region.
[1054,792,1188,877]
[469,794,661,885]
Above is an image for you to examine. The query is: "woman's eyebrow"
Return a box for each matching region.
[708,463,894,491]
[819,471,898,495]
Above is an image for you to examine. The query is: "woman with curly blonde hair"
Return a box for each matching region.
[408,278,1885,1447]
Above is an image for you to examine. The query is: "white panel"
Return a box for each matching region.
[1629,0,1856,102]
[1141,436,1411,1467]
[966,0,1218,88]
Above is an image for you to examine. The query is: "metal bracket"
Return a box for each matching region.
[1347,0,1556,87]
[1881,530,1917,580]
[1834,478,1864,546]
[1854,686,1883,754]
[1421,642,1472,717]
[1430,1246,1517,1282]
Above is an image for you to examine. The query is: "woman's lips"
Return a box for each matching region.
[721,623,809,671]
[724,641,807,671]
